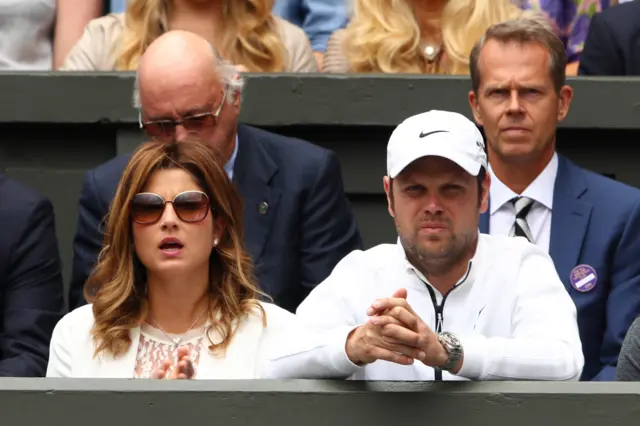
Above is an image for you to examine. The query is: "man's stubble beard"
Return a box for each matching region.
[399,226,477,278]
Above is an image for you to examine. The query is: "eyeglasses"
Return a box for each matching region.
[139,87,228,141]
[131,191,211,225]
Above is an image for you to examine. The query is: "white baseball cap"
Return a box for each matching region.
[386,110,488,178]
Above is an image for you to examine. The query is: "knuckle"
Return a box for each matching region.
[363,345,373,357]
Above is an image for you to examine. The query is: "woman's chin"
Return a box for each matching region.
[146,261,192,277]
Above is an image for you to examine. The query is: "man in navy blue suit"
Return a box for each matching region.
[68,30,362,313]
[0,172,64,376]
[468,17,640,381]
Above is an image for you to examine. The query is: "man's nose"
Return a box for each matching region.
[174,124,190,142]
[423,193,444,215]
[506,90,524,114]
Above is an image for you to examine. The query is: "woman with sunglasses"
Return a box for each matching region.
[46,139,359,379]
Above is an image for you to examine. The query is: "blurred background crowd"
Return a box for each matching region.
[2,0,638,76]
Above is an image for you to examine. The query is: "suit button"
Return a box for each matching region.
[259,201,268,215]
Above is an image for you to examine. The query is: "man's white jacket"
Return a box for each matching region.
[291,233,584,381]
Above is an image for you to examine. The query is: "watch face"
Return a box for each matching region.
[440,333,462,354]
[441,333,458,346]
[439,333,462,372]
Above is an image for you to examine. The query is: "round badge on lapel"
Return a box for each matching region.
[569,264,597,292]
[258,201,268,215]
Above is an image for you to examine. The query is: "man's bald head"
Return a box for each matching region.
[133,30,242,110]
[133,30,243,164]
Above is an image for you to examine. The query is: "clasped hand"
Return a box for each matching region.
[346,288,449,368]
[150,346,195,380]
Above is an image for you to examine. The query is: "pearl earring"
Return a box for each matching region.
[213,238,219,247]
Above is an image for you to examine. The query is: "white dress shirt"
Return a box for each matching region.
[489,153,558,252]
[295,233,584,381]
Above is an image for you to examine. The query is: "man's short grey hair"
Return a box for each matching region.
[469,12,567,94]
[132,43,245,110]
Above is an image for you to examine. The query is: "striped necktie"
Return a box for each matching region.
[509,196,534,243]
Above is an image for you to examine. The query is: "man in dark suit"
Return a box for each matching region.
[69,30,362,313]
[469,17,640,380]
[0,172,65,376]
[579,1,640,75]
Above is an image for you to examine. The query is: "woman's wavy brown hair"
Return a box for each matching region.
[115,0,285,72]
[85,139,268,358]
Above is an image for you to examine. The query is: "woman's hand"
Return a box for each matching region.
[150,346,195,379]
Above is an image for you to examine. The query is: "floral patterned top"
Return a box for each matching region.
[514,0,620,62]
[134,323,206,379]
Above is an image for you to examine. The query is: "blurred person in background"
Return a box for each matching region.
[48,140,360,379]
[60,0,317,72]
[109,0,126,13]
[514,0,620,75]
[0,172,64,376]
[322,0,530,74]
[0,0,101,69]
[578,0,640,75]
[274,0,348,69]
[108,0,347,69]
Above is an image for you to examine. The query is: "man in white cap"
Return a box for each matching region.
[294,110,584,381]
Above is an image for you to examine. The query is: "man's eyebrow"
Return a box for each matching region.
[483,84,508,93]
[182,104,213,117]
[483,82,546,93]
[144,105,213,121]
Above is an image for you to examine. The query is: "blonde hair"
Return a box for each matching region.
[85,139,268,358]
[116,0,285,72]
[341,0,523,74]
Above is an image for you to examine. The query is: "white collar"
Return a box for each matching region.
[489,152,558,214]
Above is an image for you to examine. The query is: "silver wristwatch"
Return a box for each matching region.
[437,331,463,372]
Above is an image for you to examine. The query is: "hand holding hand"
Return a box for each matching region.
[367,288,453,370]
[346,289,426,366]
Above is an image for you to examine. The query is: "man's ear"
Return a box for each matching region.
[468,90,483,127]
[480,171,491,214]
[557,85,573,122]
[383,176,394,218]
[231,88,241,113]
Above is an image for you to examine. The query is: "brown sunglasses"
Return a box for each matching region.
[139,86,228,141]
[131,190,211,225]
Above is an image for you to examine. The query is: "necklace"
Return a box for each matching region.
[149,308,208,348]
[423,43,442,63]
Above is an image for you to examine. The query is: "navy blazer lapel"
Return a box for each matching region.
[549,155,593,290]
[232,125,281,268]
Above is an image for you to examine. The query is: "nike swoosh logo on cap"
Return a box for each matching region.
[419,130,449,138]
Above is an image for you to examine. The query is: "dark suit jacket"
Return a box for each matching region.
[578,1,640,75]
[69,124,363,312]
[480,154,640,381]
[0,173,64,377]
